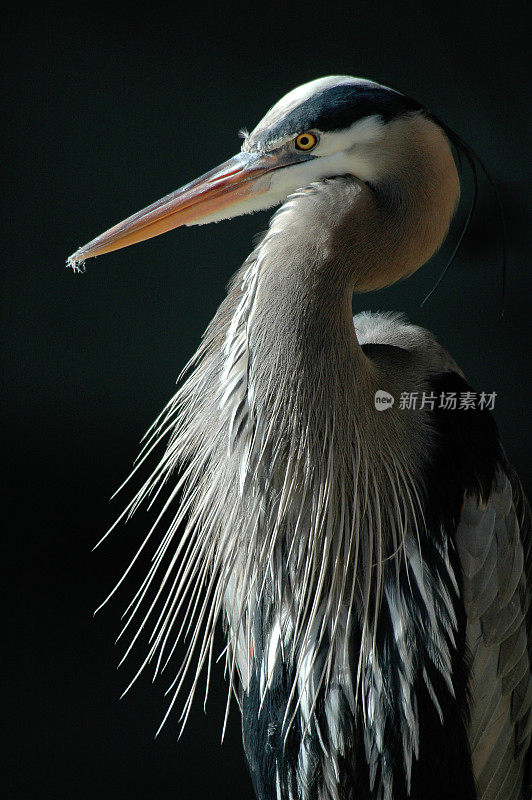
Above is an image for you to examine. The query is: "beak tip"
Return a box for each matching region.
[66,251,86,273]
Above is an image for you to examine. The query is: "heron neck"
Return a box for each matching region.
[246,186,374,413]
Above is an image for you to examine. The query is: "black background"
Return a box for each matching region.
[4,3,531,798]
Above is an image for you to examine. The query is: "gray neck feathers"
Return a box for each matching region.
[217,179,434,705]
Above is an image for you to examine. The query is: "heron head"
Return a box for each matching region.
[67,76,458,269]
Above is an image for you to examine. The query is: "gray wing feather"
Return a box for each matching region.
[455,471,532,799]
[353,311,531,796]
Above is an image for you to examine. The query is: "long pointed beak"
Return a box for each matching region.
[67,151,283,269]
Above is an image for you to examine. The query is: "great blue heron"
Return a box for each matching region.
[68,76,531,800]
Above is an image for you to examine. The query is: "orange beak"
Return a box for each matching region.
[67,151,284,270]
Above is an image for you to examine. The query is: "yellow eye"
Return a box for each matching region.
[295,132,318,151]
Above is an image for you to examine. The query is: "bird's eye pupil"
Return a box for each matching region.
[295,132,317,150]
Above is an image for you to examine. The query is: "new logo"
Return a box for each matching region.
[374,390,394,411]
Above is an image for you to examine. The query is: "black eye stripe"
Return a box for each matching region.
[250,82,424,151]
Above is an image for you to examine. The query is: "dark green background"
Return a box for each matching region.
[4,4,530,798]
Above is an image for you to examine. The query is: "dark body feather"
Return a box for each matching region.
[241,362,530,800]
